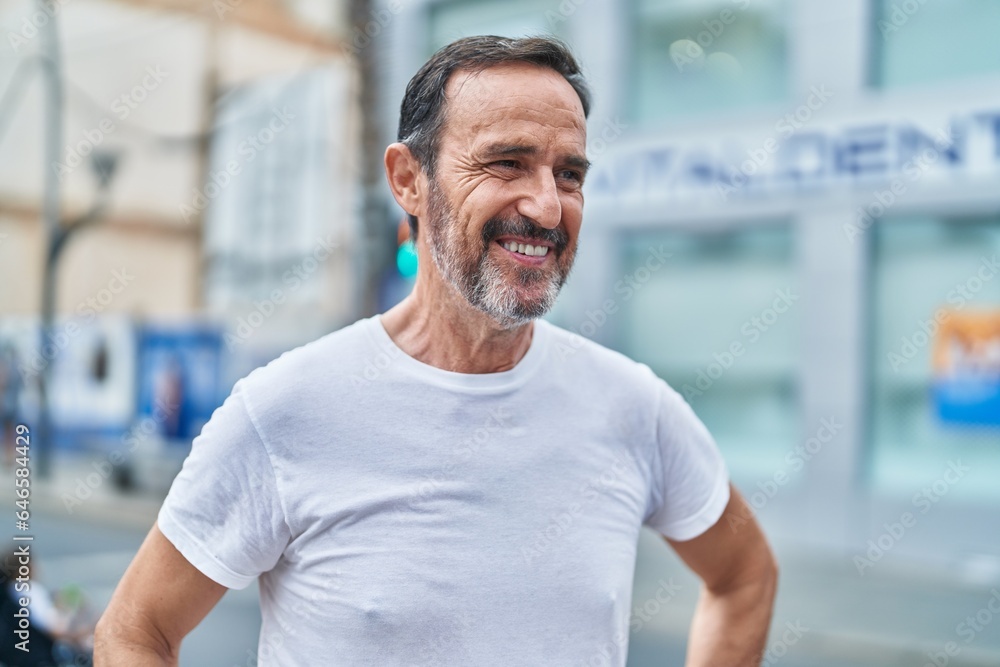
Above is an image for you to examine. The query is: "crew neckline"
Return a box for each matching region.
[365,314,551,391]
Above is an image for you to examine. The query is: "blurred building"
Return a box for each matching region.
[378,0,1000,572]
[0,0,359,460]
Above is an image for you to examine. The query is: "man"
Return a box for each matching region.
[96,36,777,666]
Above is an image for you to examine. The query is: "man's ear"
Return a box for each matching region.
[385,143,425,219]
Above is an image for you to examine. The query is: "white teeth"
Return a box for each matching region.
[501,241,549,257]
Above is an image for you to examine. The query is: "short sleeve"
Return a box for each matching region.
[643,379,730,541]
[157,380,290,589]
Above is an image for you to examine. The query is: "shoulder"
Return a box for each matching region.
[538,318,663,394]
[235,317,377,412]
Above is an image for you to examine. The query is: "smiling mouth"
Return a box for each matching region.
[498,240,550,257]
[494,239,553,266]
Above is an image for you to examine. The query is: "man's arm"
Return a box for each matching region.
[666,483,778,667]
[94,521,228,666]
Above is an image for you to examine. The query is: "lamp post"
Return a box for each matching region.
[35,151,118,478]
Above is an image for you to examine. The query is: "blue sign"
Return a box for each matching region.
[935,378,1000,427]
[136,325,225,443]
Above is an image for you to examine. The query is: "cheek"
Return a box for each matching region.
[459,188,510,235]
[561,194,584,235]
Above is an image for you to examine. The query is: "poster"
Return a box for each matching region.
[135,324,225,444]
[933,310,1000,427]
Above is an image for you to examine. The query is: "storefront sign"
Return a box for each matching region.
[589,110,1000,203]
[933,310,1000,427]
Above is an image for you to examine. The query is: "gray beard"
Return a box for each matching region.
[424,178,571,330]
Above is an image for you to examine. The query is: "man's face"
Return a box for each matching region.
[421,63,588,329]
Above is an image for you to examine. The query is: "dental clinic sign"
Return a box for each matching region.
[587,109,1000,205]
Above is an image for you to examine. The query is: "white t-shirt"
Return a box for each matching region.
[158,315,729,666]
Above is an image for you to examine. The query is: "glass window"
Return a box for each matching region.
[616,224,799,484]
[868,216,1000,502]
[873,1,1000,88]
[203,69,336,309]
[428,0,563,54]
[631,0,788,122]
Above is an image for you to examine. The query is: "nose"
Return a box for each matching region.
[515,170,562,230]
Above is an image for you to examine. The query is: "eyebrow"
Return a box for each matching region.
[480,143,592,174]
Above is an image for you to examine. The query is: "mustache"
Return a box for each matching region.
[480,215,569,254]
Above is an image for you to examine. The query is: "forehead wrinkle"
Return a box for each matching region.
[462,111,586,152]
[468,81,582,119]
[472,132,586,160]
[460,96,584,131]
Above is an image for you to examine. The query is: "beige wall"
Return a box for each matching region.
[0,0,356,323]
[0,213,44,315]
[55,223,200,317]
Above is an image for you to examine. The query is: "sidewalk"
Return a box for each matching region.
[632,528,1000,667]
[26,454,163,531]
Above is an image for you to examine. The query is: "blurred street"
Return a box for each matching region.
[4,0,1000,663]
[17,458,1000,667]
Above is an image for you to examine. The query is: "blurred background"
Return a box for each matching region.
[1,0,999,665]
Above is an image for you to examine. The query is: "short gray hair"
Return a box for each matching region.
[396,35,591,240]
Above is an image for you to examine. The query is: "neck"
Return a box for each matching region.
[379,267,534,374]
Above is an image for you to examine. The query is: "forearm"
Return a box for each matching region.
[685,573,777,667]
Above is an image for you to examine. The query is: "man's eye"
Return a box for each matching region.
[559,169,583,183]
[491,160,520,170]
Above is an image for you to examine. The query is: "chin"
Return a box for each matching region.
[477,288,559,330]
